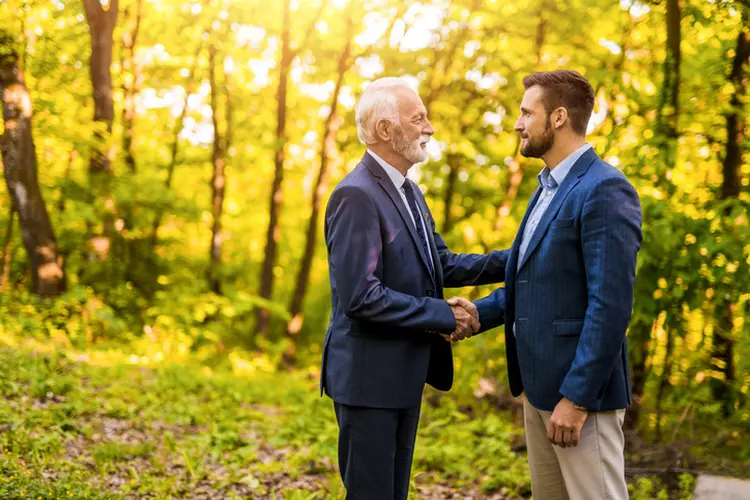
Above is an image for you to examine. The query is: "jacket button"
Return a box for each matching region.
[427,290,434,297]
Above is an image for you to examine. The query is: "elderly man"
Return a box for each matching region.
[320,77,507,499]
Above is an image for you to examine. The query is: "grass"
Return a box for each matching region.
[1,333,747,499]
[0,338,530,499]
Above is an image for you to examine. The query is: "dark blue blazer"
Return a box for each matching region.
[475,148,642,412]
[321,152,507,409]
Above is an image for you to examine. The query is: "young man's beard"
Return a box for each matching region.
[392,124,428,164]
[520,115,555,158]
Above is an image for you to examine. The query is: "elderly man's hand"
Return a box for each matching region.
[442,297,480,342]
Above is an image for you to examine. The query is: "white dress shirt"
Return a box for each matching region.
[368,150,435,271]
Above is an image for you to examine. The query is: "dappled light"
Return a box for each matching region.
[0,0,748,497]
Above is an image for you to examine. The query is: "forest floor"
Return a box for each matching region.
[0,336,746,499]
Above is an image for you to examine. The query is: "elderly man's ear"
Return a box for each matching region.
[375,118,393,142]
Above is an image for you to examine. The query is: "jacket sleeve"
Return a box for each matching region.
[558,176,643,408]
[325,185,456,333]
[425,204,509,287]
[473,287,507,334]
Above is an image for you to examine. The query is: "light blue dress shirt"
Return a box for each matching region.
[512,143,592,336]
[516,143,592,270]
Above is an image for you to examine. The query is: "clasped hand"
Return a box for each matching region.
[442,297,479,342]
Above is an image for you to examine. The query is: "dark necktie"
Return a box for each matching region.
[402,180,436,287]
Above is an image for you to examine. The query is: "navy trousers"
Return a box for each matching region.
[334,403,421,500]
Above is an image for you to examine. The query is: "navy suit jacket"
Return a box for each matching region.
[475,148,642,412]
[321,152,507,409]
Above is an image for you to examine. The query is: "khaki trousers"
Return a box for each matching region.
[523,396,628,500]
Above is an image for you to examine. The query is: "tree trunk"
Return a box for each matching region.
[0,35,65,297]
[287,6,355,336]
[627,0,682,430]
[624,318,654,430]
[493,3,547,232]
[655,321,674,441]
[150,38,204,247]
[83,0,118,262]
[119,0,143,288]
[83,0,119,174]
[256,0,327,337]
[494,136,523,231]
[0,204,15,291]
[120,0,142,173]
[256,0,293,337]
[207,42,226,295]
[713,4,750,417]
[656,0,681,182]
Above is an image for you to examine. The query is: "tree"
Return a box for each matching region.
[256,0,327,337]
[83,0,119,262]
[207,39,228,295]
[286,3,357,336]
[493,1,550,232]
[0,32,65,297]
[636,0,682,434]
[120,0,143,173]
[712,2,750,417]
[83,0,119,174]
[0,204,14,291]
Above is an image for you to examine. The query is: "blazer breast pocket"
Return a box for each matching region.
[551,217,576,230]
[552,319,584,337]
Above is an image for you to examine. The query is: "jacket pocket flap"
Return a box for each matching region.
[552,319,584,336]
[552,217,575,229]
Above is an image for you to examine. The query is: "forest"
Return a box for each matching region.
[0,0,748,497]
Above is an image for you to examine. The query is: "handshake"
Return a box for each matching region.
[442,297,479,342]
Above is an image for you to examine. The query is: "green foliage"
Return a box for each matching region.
[1,0,749,495]
[0,343,533,497]
[0,460,114,500]
[628,474,696,500]
[93,443,155,464]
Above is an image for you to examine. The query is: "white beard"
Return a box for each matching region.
[392,127,429,164]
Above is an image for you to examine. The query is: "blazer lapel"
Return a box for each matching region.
[508,186,541,285]
[363,153,434,281]
[517,148,598,272]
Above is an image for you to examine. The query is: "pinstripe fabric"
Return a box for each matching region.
[475,147,643,412]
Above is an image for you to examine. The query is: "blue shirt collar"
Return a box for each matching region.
[538,143,592,189]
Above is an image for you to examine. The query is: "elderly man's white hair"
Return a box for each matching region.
[356,78,416,145]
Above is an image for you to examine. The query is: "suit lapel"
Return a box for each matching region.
[517,148,598,272]
[413,186,444,290]
[363,153,434,282]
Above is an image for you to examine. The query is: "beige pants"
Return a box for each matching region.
[523,396,628,500]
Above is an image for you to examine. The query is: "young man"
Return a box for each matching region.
[460,70,642,499]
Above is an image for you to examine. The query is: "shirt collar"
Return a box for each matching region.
[368,149,407,190]
[538,143,592,189]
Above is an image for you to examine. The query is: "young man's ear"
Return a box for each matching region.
[552,107,569,130]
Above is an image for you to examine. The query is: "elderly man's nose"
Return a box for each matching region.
[424,119,435,135]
